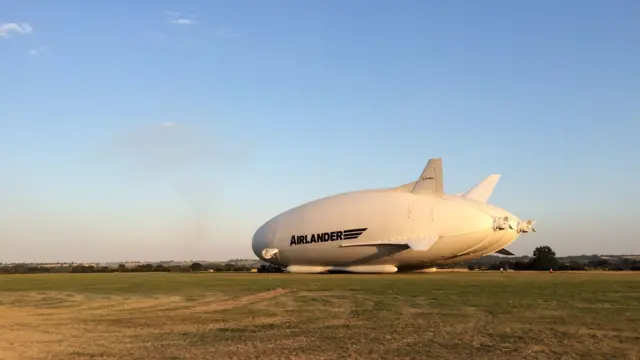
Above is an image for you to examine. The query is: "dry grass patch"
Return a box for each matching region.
[0,272,639,360]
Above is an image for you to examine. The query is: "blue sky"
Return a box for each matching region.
[1,0,638,262]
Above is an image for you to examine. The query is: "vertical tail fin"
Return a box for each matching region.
[411,158,444,196]
[462,174,500,203]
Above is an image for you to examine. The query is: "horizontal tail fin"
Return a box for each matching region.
[411,158,444,196]
[495,248,515,256]
[463,174,500,203]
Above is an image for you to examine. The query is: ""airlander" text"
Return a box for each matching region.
[289,228,368,246]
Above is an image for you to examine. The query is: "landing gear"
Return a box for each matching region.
[257,264,284,273]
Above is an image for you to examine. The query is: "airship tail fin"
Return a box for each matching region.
[494,247,515,256]
[411,158,444,196]
[462,174,501,203]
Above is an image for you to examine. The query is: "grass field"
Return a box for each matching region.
[1,272,639,360]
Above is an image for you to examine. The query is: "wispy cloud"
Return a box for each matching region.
[170,18,197,25]
[0,22,33,38]
[165,10,198,25]
[28,46,46,56]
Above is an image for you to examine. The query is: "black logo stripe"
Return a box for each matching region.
[343,228,367,240]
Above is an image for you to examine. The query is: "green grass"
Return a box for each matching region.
[1,272,639,360]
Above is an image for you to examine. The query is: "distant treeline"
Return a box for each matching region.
[0,262,254,275]
[466,258,640,271]
[463,245,640,271]
[2,245,640,274]
[2,260,639,275]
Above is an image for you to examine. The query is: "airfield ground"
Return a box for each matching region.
[1,272,639,360]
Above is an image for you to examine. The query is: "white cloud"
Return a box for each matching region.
[0,22,33,38]
[28,46,46,56]
[170,18,197,25]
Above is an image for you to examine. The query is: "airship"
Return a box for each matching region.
[252,158,536,273]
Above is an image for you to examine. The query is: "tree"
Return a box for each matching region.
[207,264,222,272]
[190,262,204,272]
[531,245,559,270]
[154,264,167,272]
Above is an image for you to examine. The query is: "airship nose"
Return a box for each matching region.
[252,218,278,261]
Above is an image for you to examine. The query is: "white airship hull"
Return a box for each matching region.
[252,158,534,273]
